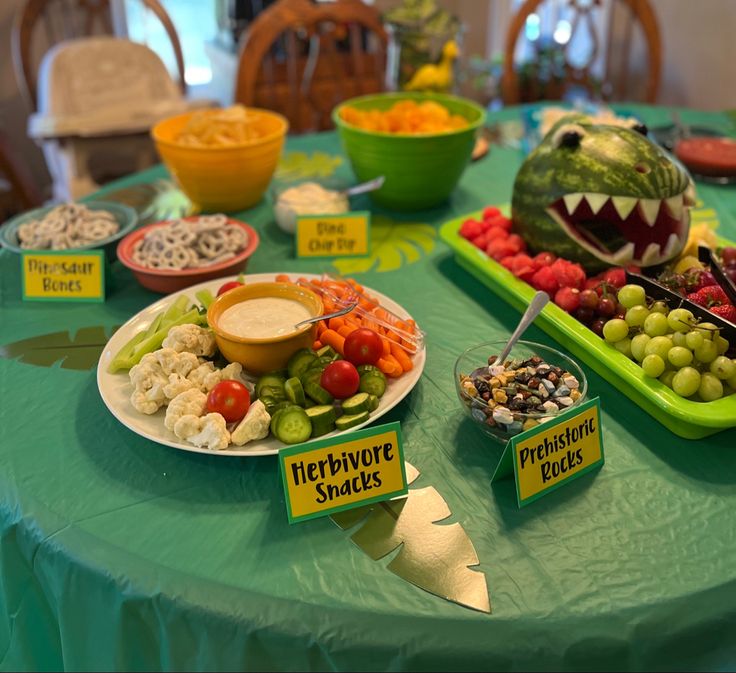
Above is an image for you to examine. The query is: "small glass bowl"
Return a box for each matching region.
[454,340,588,443]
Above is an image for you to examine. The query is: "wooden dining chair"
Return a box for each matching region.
[501,0,661,105]
[0,129,43,220]
[234,0,387,134]
[12,0,187,112]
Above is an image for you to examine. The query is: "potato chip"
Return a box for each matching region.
[340,100,469,134]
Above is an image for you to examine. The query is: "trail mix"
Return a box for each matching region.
[458,355,582,436]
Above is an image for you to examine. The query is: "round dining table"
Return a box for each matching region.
[1,104,735,671]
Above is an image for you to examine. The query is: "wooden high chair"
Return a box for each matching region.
[234,0,388,134]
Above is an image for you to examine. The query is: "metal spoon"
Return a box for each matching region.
[342,175,385,198]
[494,291,550,367]
[294,300,358,330]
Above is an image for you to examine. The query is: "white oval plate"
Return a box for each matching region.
[97,273,426,456]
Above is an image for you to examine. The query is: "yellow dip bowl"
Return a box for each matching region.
[151,108,288,212]
[207,282,323,376]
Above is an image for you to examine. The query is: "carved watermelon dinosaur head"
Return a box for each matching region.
[512,114,695,271]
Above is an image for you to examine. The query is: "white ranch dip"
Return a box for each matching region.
[274,182,349,234]
[219,297,313,339]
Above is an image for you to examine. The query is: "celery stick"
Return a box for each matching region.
[143,312,164,338]
[162,295,190,325]
[129,308,201,365]
[107,330,149,374]
[195,289,214,310]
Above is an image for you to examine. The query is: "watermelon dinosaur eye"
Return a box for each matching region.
[559,131,582,148]
[632,122,648,135]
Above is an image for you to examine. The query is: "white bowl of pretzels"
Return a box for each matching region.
[116,214,259,293]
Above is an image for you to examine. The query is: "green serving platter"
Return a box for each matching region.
[440,207,736,440]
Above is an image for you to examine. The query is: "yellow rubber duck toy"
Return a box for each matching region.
[404,40,459,92]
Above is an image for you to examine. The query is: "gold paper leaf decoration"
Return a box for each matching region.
[331,462,491,613]
[0,326,117,370]
[275,151,343,180]
[332,216,436,275]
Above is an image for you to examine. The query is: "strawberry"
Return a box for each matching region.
[687,285,729,307]
[710,304,736,322]
[459,219,483,240]
[684,267,717,292]
[531,266,559,295]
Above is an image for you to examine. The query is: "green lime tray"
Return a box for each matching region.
[440,209,736,440]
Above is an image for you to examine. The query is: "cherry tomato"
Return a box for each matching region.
[206,380,250,422]
[343,328,383,365]
[320,361,360,399]
[217,281,243,296]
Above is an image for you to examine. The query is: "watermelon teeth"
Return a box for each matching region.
[546,187,691,267]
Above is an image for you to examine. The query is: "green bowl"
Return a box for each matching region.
[333,92,486,211]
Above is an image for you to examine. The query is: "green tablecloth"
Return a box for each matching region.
[1,105,736,672]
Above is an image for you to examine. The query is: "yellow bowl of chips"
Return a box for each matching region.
[152,106,288,212]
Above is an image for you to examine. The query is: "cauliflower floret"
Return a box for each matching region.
[154,348,200,377]
[129,354,169,414]
[202,362,244,392]
[174,413,230,450]
[164,389,208,431]
[163,373,196,400]
[231,400,271,446]
[162,324,216,357]
[186,360,244,393]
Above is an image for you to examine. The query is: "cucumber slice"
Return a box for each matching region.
[356,364,381,376]
[288,349,317,379]
[367,394,380,411]
[264,399,292,416]
[304,380,334,405]
[341,392,371,415]
[306,355,334,374]
[274,407,312,444]
[358,370,387,398]
[335,411,370,431]
[316,345,340,361]
[306,405,337,437]
[256,373,286,399]
[285,377,306,406]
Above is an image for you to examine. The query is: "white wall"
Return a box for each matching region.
[651,0,736,110]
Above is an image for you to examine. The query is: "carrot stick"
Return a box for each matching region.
[275,274,291,282]
[328,317,345,331]
[386,329,401,343]
[377,356,401,377]
[382,353,404,377]
[316,320,327,337]
[338,324,357,339]
[312,340,322,350]
[381,337,391,356]
[390,341,413,372]
[320,329,345,355]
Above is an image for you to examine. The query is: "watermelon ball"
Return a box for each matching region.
[482,206,502,220]
[533,251,556,266]
[459,218,484,240]
[550,258,587,290]
[485,226,509,241]
[505,234,526,255]
[486,238,518,260]
[510,254,538,282]
[555,287,581,313]
[486,215,513,232]
[603,267,627,288]
[531,266,559,296]
[500,255,517,270]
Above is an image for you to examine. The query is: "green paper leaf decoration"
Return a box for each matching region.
[332,216,436,275]
[0,325,117,370]
[331,462,491,613]
[275,152,343,181]
[100,179,193,224]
